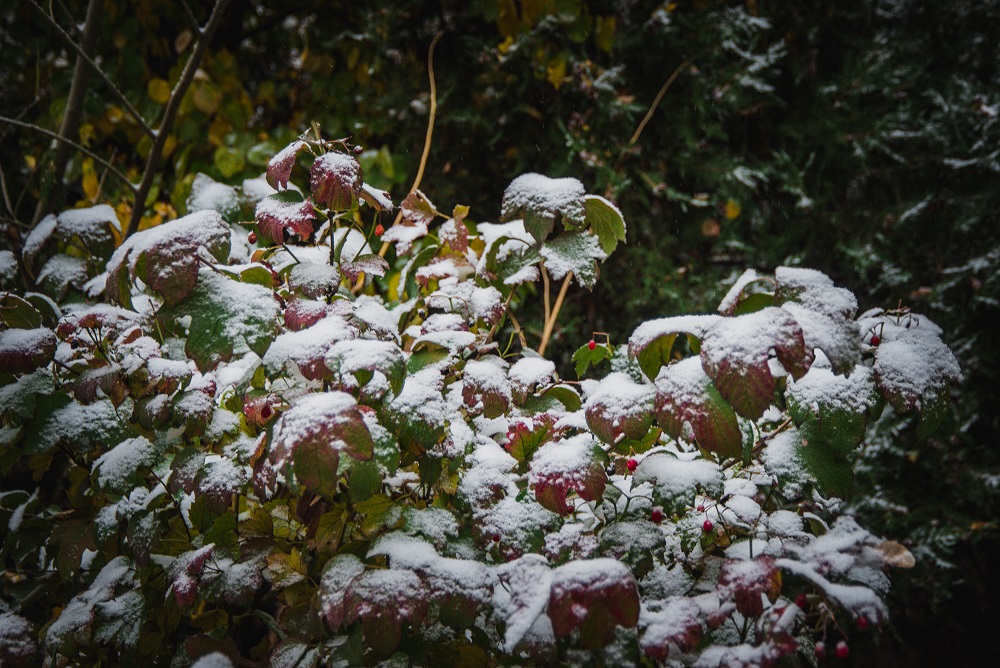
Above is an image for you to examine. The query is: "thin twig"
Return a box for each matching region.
[538,272,572,356]
[628,56,695,146]
[541,264,551,325]
[177,0,201,33]
[28,0,154,138]
[379,31,444,259]
[0,115,135,191]
[125,0,232,239]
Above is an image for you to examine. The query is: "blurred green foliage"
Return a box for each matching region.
[2,0,998,663]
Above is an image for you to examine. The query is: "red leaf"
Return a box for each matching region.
[345,569,428,655]
[283,298,332,331]
[266,140,307,190]
[529,435,606,515]
[310,152,363,211]
[400,190,438,226]
[654,357,743,458]
[439,214,469,252]
[717,556,782,618]
[0,327,56,374]
[700,307,812,420]
[548,559,640,649]
[639,596,705,660]
[583,372,655,444]
[341,253,389,282]
[319,554,365,630]
[255,192,316,245]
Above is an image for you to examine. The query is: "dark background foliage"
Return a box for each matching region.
[2,0,998,664]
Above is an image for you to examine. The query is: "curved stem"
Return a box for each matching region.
[538,272,572,356]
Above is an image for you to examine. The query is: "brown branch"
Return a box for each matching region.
[538,272,572,356]
[628,56,695,146]
[0,115,134,191]
[32,0,103,225]
[378,31,444,259]
[28,0,154,139]
[125,0,232,239]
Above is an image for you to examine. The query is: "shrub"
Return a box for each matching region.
[0,136,960,666]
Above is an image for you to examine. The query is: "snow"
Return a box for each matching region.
[495,554,553,651]
[360,182,393,210]
[585,371,655,422]
[529,434,599,482]
[190,652,235,668]
[781,302,860,373]
[776,266,857,317]
[475,220,536,261]
[187,173,239,218]
[22,213,57,262]
[8,490,37,533]
[873,329,962,408]
[463,358,512,400]
[403,507,459,545]
[501,173,586,227]
[58,203,119,239]
[789,361,874,413]
[544,522,599,561]
[288,258,341,297]
[93,436,157,493]
[241,174,278,204]
[199,455,250,497]
[390,368,450,431]
[0,326,56,356]
[629,314,722,352]
[353,296,399,340]
[761,428,811,498]
[0,250,16,284]
[634,453,725,504]
[717,268,760,314]
[0,612,36,659]
[271,391,363,460]
[262,314,354,375]
[766,509,805,537]
[538,231,606,283]
[381,219,429,256]
[509,356,556,395]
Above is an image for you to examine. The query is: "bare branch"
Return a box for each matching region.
[0,115,135,193]
[27,0,155,138]
[125,0,232,239]
[177,0,201,33]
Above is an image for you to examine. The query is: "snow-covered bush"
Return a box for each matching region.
[0,136,960,666]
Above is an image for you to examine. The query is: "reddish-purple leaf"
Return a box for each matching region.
[270,392,374,497]
[439,212,469,252]
[700,307,813,420]
[319,554,366,630]
[0,612,37,667]
[255,191,316,245]
[639,596,705,660]
[345,569,428,655]
[340,253,389,282]
[654,357,743,458]
[462,358,512,419]
[310,152,363,211]
[548,559,640,649]
[717,556,782,618]
[583,372,655,444]
[506,413,561,462]
[400,190,438,227]
[283,298,332,331]
[266,140,307,190]
[0,327,56,374]
[529,435,606,515]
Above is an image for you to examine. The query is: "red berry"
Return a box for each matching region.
[795,594,808,609]
[626,458,638,472]
[248,231,257,245]
[857,615,869,630]
[835,641,849,659]
[870,334,881,346]
[814,641,826,658]
[697,505,705,512]
[492,534,501,543]
[650,508,664,524]
[375,224,384,236]
[260,404,273,420]
[588,339,596,350]
[702,519,714,532]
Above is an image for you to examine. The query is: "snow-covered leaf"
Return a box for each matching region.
[629,315,721,382]
[633,454,724,513]
[266,140,307,190]
[310,152,362,211]
[548,558,640,649]
[345,568,428,655]
[717,556,781,617]
[654,357,743,458]
[539,231,607,289]
[0,327,56,374]
[462,357,512,419]
[584,372,655,444]
[584,194,626,255]
[255,191,316,245]
[501,173,586,242]
[341,253,389,282]
[529,434,606,515]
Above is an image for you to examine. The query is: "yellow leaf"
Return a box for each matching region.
[78,123,95,147]
[162,134,177,159]
[147,77,171,105]
[192,81,221,115]
[875,540,916,568]
[595,16,616,53]
[725,199,742,220]
[81,158,99,202]
[546,56,567,90]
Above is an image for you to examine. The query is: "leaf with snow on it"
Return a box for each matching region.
[92,436,157,495]
[45,556,135,655]
[266,140,307,190]
[654,357,743,459]
[506,413,561,463]
[717,268,775,316]
[288,259,340,298]
[187,173,239,222]
[22,214,57,270]
[634,454,724,513]
[359,182,393,212]
[318,554,366,629]
[548,558,640,649]
[629,314,721,382]
[57,204,120,258]
[310,152,363,211]
[326,338,405,395]
[584,372,654,444]
[776,556,887,624]
[400,189,438,226]
[775,267,857,319]
[496,553,554,652]
[501,173,586,242]
[700,307,812,420]
[439,214,469,252]
[717,556,781,618]
[271,391,374,497]
[341,253,389,282]
[529,434,606,515]
[380,220,429,257]
[283,298,333,331]
[508,356,556,404]
[0,612,37,665]
[692,635,799,668]
[255,191,316,245]
[462,357,512,419]
[539,231,607,289]
[0,327,57,374]
[638,596,706,660]
[774,268,860,374]
[105,210,231,308]
[345,568,428,655]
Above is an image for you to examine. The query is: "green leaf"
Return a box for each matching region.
[214,146,245,178]
[628,315,720,382]
[538,384,582,412]
[406,348,448,374]
[159,270,279,370]
[572,341,612,377]
[500,173,586,242]
[348,460,383,504]
[539,231,606,289]
[584,194,626,255]
[0,294,42,329]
